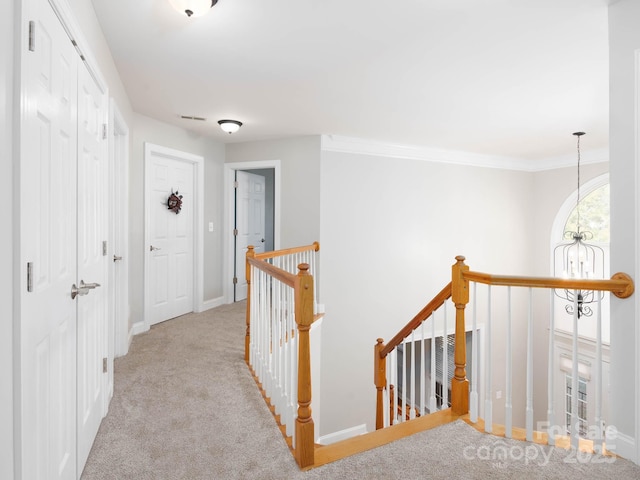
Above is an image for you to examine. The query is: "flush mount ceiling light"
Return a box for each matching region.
[169,0,219,17]
[218,119,243,134]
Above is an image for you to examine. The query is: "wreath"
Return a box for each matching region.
[167,190,183,214]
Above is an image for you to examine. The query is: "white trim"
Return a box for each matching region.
[317,424,367,445]
[634,48,640,466]
[223,160,281,304]
[47,0,108,95]
[143,143,204,330]
[611,430,637,462]
[201,296,225,312]
[131,321,146,337]
[109,99,129,359]
[321,135,608,173]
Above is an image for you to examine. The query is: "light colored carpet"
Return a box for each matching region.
[82,301,640,479]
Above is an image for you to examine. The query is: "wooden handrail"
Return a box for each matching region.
[254,241,320,261]
[247,256,296,288]
[463,270,634,298]
[379,282,452,359]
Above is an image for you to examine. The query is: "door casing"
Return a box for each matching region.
[143,142,204,331]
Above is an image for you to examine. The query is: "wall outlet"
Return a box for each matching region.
[208,222,214,232]
[496,390,502,400]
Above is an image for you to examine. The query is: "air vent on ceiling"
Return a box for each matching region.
[180,115,207,121]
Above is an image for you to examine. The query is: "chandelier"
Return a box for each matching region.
[553,132,604,318]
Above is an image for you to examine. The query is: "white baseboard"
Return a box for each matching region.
[609,430,637,464]
[131,321,148,336]
[318,424,368,445]
[202,296,225,311]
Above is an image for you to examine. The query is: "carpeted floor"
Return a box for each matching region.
[81,302,640,480]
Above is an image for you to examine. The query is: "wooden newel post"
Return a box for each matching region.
[374,338,387,430]
[244,246,255,363]
[294,263,315,468]
[451,255,470,415]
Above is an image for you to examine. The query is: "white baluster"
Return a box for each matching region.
[470,282,478,423]
[384,354,391,428]
[571,290,579,449]
[505,286,512,439]
[442,304,448,409]
[401,340,407,422]
[485,285,493,434]
[410,330,416,419]
[547,289,556,446]
[420,321,426,417]
[429,313,437,413]
[595,296,603,453]
[390,349,397,425]
[526,288,533,441]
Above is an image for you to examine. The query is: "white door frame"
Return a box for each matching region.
[223,160,281,304]
[109,99,129,361]
[143,143,204,331]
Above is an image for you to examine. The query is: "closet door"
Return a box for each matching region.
[20,0,79,478]
[76,60,109,472]
[21,0,109,478]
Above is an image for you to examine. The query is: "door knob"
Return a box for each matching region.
[71,283,90,300]
[113,255,123,262]
[80,280,101,289]
[150,245,161,251]
[261,238,265,243]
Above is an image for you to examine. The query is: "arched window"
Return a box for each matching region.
[563,183,609,243]
[550,174,610,342]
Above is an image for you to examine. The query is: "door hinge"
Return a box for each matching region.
[102,124,107,140]
[103,357,107,373]
[102,241,107,256]
[233,277,238,285]
[27,262,33,292]
[28,21,35,52]
[233,228,238,236]
[233,180,238,189]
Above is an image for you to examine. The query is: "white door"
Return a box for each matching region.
[21,1,108,477]
[234,171,266,301]
[145,151,195,325]
[76,61,108,472]
[20,2,79,478]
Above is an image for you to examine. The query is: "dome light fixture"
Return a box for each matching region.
[218,119,243,134]
[169,0,219,18]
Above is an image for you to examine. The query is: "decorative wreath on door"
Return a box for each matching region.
[167,190,183,214]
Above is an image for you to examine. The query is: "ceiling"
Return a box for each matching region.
[91,0,610,162]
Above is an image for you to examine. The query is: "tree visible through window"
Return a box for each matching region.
[563,184,609,243]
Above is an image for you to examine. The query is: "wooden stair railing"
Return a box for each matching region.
[245,242,319,469]
[375,256,635,439]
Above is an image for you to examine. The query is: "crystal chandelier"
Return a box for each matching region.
[553,132,604,318]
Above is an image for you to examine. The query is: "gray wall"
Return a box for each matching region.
[130,113,225,325]
[609,0,640,460]
[226,136,322,248]
[319,150,536,435]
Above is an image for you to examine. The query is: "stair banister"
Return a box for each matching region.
[294,263,315,468]
[451,256,470,416]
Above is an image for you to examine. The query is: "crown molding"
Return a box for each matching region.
[320,135,608,172]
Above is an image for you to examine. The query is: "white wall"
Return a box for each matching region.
[609,0,640,462]
[2,0,15,477]
[130,113,225,325]
[225,136,322,248]
[319,149,536,435]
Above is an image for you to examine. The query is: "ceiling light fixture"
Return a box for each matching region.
[553,131,604,318]
[218,119,242,134]
[169,0,219,18]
